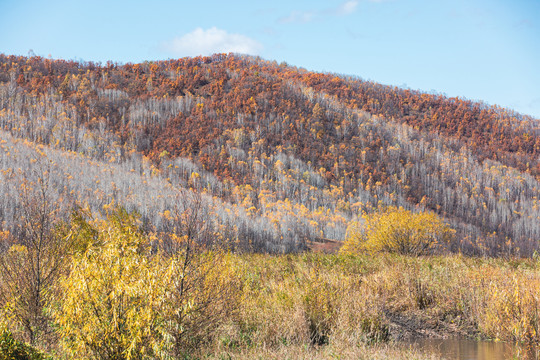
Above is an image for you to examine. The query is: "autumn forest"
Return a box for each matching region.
[1,53,540,358]
[0,53,538,255]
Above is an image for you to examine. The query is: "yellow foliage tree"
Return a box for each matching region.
[51,207,240,359]
[51,208,172,359]
[340,207,454,256]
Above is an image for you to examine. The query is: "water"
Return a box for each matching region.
[407,338,539,360]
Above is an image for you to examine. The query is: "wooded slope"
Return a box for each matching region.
[1,53,538,255]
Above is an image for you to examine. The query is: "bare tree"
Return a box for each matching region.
[157,190,240,354]
[0,164,72,346]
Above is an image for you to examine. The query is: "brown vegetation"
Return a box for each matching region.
[1,53,540,358]
[3,212,540,358]
[0,53,539,255]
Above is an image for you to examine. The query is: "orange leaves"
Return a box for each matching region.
[0,53,539,255]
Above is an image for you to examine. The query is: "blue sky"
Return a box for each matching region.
[1,0,538,118]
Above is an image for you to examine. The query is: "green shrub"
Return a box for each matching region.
[0,328,48,360]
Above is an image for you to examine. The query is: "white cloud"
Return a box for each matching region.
[279,1,359,24]
[336,1,359,15]
[278,11,315,24]
[163,27,262,57]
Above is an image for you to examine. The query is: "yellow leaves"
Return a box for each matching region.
[159,150,170,159]
[151,166,161,176]
[8,244,27,255]
[478,270,540,343]
[341,207,454,256]
[170,233,188,245]
[246,206,257,216]
[52,209,163,358]
[163,210,172,220]
[102,201,116,212]
[0,230,9,241]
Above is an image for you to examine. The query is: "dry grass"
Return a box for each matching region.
[205,342,439,360]
[176,252,540,358]
[4,243,540,358]
[215,253,540,349]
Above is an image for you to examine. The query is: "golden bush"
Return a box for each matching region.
[341,207,454,256]
[51,208,240,359]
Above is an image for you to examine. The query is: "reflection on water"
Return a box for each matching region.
[407,338,539,360]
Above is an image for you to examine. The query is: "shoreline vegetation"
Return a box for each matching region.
[2,208,540,359]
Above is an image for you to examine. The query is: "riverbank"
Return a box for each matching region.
[169,251,540,359]
[204,252,540,359]
[3,247,540,358]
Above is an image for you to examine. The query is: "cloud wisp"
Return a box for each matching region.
[278,0,359,24]
[335,1,359,15]
[163,27,262,57]
[278,11,316,24]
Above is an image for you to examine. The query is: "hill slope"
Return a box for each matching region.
[0,53,539,255]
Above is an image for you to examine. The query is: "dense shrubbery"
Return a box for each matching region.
[49,208,240,359]
[2,206,540,359]
[0,327,48,360]
[1,208,395,358]
[341,207,455,256]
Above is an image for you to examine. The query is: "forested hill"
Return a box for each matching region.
[0,53,539,255]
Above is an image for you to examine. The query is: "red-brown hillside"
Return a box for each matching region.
[1,53,539,254]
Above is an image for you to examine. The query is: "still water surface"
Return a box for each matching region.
[408,338,539,360]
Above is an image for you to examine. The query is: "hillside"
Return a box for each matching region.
[0,53,539,255]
